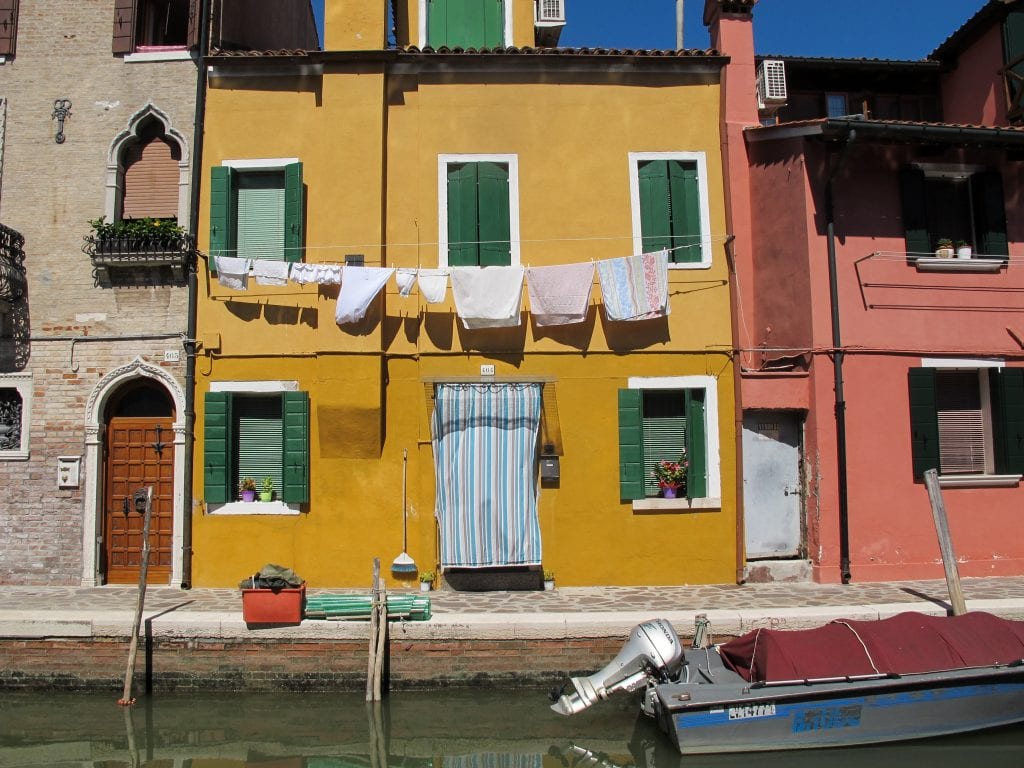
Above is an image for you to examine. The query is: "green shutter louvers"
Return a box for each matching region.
[282,390,310,504]
[203,391,232,503]
[908,368,940,479]
[618,389,645,500]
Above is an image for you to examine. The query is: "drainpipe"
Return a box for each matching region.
[676,0,685,49]
[723,235,746,584]
[825,130,856,585]
[181,0,213,589]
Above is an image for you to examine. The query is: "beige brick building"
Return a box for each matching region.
[0,0,316,586]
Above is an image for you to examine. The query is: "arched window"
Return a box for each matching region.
[121,120,181,221]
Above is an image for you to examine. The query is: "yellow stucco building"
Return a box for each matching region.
[192,0,738,588]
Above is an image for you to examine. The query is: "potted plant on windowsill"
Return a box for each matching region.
[956,240,973,259]
[419,570,435,592]
[239,477,257,502]
[260,476,274,502]
[935,238,955,258]
[653,455,688,499]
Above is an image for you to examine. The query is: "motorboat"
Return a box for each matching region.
[549,612,1024,754]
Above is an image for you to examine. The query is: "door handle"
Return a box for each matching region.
[122,497,130,515]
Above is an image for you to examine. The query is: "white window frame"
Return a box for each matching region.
[0,372,31,461]
[627,375,721,510]
[206,379,301,515]
[628,151,713,270]
[438,153,521,268]
[418,0,513,48]
[919,357,1021,488]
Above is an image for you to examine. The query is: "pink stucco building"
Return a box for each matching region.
[710,0,1024,583]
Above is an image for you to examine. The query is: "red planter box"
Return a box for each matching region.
[241,584,306,625]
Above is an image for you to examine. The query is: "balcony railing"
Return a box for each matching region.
[0,223,26,305]
[83,231,194,286]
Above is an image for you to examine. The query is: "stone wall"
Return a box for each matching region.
[0,0,195,584]
[0,636,628,691]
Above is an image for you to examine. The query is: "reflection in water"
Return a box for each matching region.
[0,690,1021,768]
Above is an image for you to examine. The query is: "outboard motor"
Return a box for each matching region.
[550,619,684,715]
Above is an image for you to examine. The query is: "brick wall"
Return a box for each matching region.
[0,1,194,584]
[0,635,628,691]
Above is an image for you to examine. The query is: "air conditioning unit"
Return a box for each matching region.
[756,59,787,111]
[534,0,565,47]
[536,0,566,24]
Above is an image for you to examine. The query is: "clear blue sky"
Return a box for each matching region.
[312,1,986,60]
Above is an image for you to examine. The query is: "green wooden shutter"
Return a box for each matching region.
[899,167,931,256]
[618,389,645,500]
[447,162,479,266]
[477,161,511,266]
[235,396,284,498]
[908,367,940,479]
[1003,10,1024,117]
[992,367,1024,475]
[685,389,707,499]
[284,162,304,263]
[668,160,702,263]
[237,171,285,260]
[282,391,310,504]
[482,0,504,47]
[427,0,447,47]
[203,392,232,503]
[971,171,1009,260]
[639,160,672,255]
[209,165,235,266]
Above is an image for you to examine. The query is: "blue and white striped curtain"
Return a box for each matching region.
[432,383,543,568]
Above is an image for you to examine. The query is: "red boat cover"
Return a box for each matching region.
[718,611,1024,683]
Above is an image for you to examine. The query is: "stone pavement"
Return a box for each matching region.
[3,575,1024,640]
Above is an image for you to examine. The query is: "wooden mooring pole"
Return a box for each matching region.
[366,558,388,701]
[119,486,153,706]
[923,469,967,616]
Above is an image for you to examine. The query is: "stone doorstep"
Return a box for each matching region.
[3,601,1024,641]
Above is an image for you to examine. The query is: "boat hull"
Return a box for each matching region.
[656,666,1024,754]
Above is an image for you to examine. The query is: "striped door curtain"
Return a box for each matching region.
[432,382,543,568]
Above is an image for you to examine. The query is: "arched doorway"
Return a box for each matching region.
[102,380,176,584]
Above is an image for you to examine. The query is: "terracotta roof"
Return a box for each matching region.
[755,54,935,69]
[400,45,720,58]
[210,48,311,57]
[746,116,1024,147]
[929,0,1007,61]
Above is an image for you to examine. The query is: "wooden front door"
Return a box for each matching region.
[104,417,174,584]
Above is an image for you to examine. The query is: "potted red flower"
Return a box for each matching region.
[653,455,688,499]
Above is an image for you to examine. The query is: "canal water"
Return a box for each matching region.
[1,689,1022,768]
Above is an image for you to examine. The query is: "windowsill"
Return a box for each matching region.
[0,450,30,462]
[936,474,1021,489]
[124,49,194,63]
[668,261,712,270]
[633,497,721,511]
[914,257,1005,273]
[208,500,301,515]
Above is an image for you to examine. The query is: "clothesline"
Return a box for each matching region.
[215,250,675,328]
[206,234,732,260]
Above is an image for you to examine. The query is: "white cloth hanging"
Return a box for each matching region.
[525,262,595,326]
[289,262,319,285]
[252,260,291,286]
[450,266,525,329]
[335,266,395,324]
[417,269,449,304]
[395,268,417,297]
[215,256,251,291]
